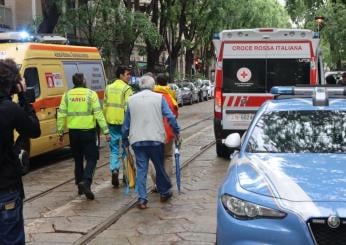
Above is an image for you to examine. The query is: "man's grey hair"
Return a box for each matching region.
[139,75,155,90]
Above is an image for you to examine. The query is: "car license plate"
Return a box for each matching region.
[229,113,254,121]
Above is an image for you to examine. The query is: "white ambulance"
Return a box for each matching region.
[212,28,324,157]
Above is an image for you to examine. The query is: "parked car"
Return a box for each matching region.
[168,83,183,106]
[193,79,208,101]
[202,79,214,99]
[180,81,199,105]
[325,71,346,84]
[217,86,346,244]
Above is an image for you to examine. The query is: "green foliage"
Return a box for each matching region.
[221,0,291,29]
[286,0,346,69]
[55,0,161,68]
[316,3,346,69]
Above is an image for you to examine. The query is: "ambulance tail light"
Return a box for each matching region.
[259,28,273,32]
[310,57,316,69]
[310,57,317,85]
[214,61,223,119]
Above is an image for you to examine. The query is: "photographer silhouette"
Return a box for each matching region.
[0,58,41,244]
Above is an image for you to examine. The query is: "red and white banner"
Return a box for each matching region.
[223,42,312,59]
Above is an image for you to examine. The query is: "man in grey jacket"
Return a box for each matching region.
[122,75,180,209]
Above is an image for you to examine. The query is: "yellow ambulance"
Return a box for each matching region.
[0,32,107,157]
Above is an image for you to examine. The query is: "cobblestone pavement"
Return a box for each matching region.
[88,143,229,244]
[23,100,231,244]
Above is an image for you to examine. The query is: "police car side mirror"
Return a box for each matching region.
[24,87,36,104]
[223,133,241,149]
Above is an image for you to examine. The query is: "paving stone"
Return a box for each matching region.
[172,241,214,245]
[128,234,181,244]
[24,113,226,244]
[137,219,188,235]
[182,223,216,234]
[52,216,105,233]
[88,236,130,245]
[97,229,139,238]
[28,232,81,243]
[177,232,216,243]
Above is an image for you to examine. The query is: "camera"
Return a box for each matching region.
[13,136,30,176]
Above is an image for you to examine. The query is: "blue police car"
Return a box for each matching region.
[217,86,346,245]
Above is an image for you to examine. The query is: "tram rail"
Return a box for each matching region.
[24,116,212,204]
[74,140,216,245]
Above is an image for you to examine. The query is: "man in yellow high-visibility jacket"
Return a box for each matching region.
[57,73,110,200]
[103,66,133,187]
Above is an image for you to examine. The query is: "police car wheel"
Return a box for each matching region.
[216,142,232,159]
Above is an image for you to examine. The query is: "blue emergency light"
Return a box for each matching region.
[270,86,294,95]
[271,86,346,106]
[19,31,29,39]
[212,32,220,40]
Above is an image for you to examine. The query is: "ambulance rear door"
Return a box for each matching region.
[63,61,106,100]
[221,41,312,131]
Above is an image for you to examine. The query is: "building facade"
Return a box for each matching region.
[0,0,41,32]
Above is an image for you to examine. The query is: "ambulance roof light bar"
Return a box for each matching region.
[0,31,33,43]
[271,86,346,106]
[0,32,68,44]
[34,34,68,44]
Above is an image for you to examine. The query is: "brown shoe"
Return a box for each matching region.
[160,192,173,202]
[137,203,147,209]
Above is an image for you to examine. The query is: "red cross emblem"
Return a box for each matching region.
[240,71,248,79]
[236,67,252,83]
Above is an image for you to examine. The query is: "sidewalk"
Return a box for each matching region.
[25,122,224,244]
[88,145,229,244]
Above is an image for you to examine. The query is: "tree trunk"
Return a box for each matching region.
[118,43,133,66]
[185,48,193,78]
[38,0,60,33]
[146,43,162,73]
[146,0,163,73]
[168,48,180,83]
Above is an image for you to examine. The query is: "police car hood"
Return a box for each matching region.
[237,153,346,202]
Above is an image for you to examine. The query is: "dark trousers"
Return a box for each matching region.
[69,129,98,186]
[0,190,25,245]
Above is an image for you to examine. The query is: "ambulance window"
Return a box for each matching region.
[24,68,40,98]
[267,59,310,87]
[63,63,79,89]
[223,59,266,93]
[77,62,106,91]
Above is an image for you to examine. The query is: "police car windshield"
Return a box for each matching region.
[246,110,346,153]
[222,59,310,93]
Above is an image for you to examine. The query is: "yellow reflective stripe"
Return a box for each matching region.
[87,90,93,114]
[120,86,129,107]
[94,106,101,112]
[67,112,94,116]
[65,92,68,105]
[58,109,67,113]
[104,102,124,108]
[104,85,129,109]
